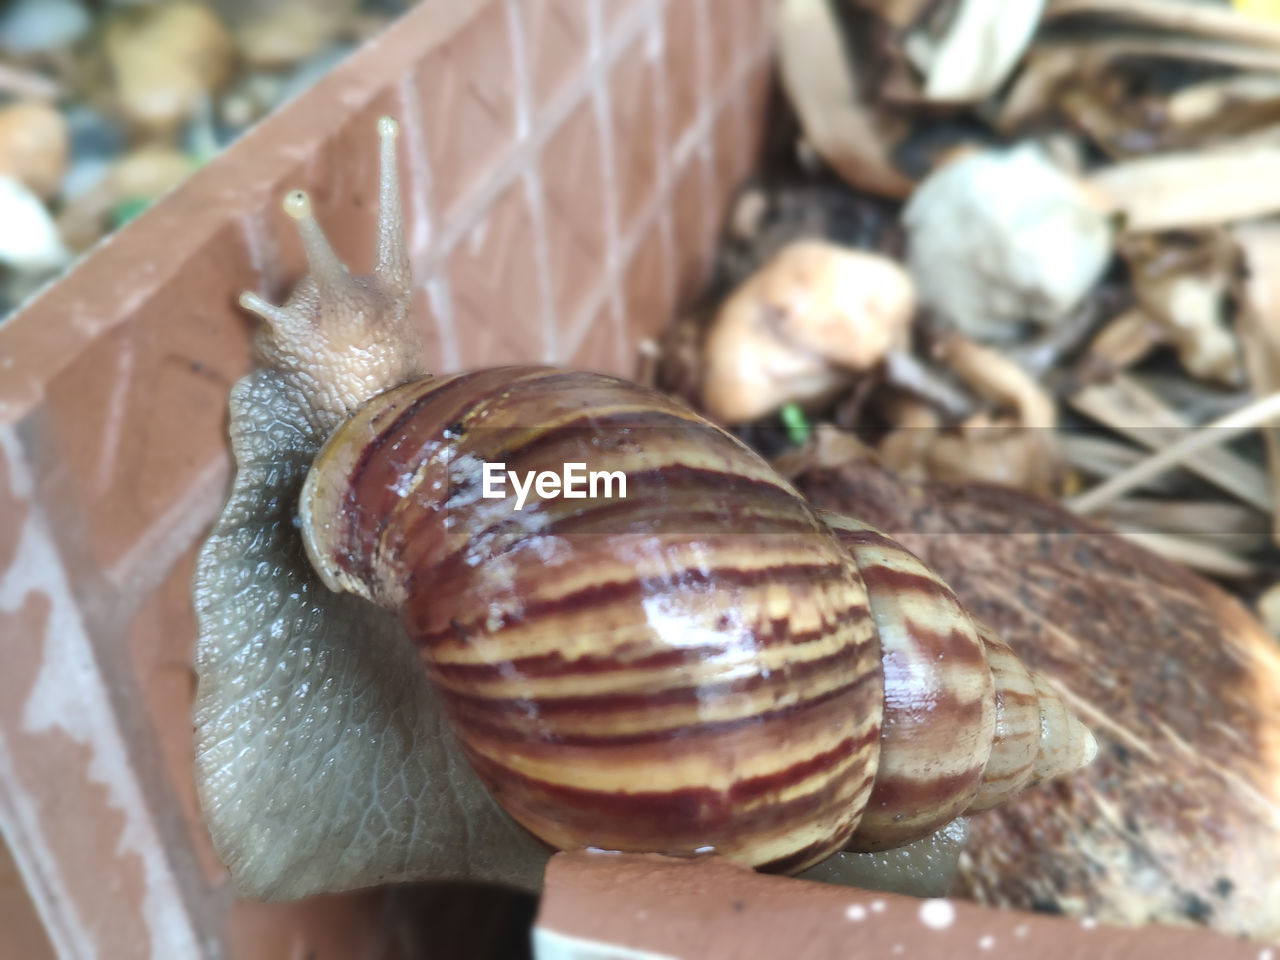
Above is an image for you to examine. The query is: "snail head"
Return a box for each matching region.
[239,116,424,429]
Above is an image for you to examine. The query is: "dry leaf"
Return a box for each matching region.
[1165,74,1280,139]
[1118,232,1243,385]
[845,0,936,28]
[1231,221,1280,544]
[907,0,1048,102]
[794,456,1280,940]
[1069,374,1273,512]
[1091,146,1280,230]
[1078,307,1167,378]
[777,0,915,198]
[920,416,1062,495]
[1258,580,1280,637]
[1046,0,1280,49]
[936,333,1057,427]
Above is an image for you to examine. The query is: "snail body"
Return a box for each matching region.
[192,117,1093,899]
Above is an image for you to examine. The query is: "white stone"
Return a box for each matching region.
[0,0,89,54]
[0,175,68,273]
[905,144,1113,343]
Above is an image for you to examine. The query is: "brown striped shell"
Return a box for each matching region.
[237,116,1095,879]
[817,513,1095,849]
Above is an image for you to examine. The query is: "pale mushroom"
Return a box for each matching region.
[700,240,915,425]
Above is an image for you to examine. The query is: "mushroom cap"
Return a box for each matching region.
[701,240,915,424]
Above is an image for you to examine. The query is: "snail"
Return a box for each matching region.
[192,117,1095,901]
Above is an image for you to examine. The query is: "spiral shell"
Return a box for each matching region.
[229,114,1096,878]
[818,513,1096,850]
[300,367,885,873]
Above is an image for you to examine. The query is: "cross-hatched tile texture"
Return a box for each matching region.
[0,0,776,955]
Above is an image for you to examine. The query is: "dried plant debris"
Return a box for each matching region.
[905,0,1049,102]
[1232,221,1280,544]
[777,0,915,197]
[692,0,1280,587]
[1117,231,1243,385]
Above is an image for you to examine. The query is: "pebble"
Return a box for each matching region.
[0,176,70,273]
[105,1,234,132]
[225,0,360,68]
[63,106,127,161]
[109,146,194,203]
[58,147,194,252]
[904,144,1114,343]
[61,155,113,202]
[0,0,90,55]
[0,102,68,200]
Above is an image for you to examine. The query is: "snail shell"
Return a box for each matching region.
[203,116,1095,890]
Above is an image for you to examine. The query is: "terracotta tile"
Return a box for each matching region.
[541,100,610,337]
[669,153,714,309]
[740,0,775,64]
[127,547,227,889]
[519,0,589,113]
[620,218,671,345]
[0,592,155,957]
[537,852,1265,960]
[409,283,454,373]
[29,221,253,576]
[601,0,648,36]
[710,97,744,240]
[740,57,774,166]
[0,738,56,960]
[706,0,741,97]
[415,2,519,226]
[0,1,784,955]
[226,892,396,960]
[663,0,704,150]
[449,180,548,367]
[608,37,663,236]
[0,435,25,574]
[570,301,627,376]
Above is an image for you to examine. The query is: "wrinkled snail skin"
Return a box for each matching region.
[192,115,1095,899]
